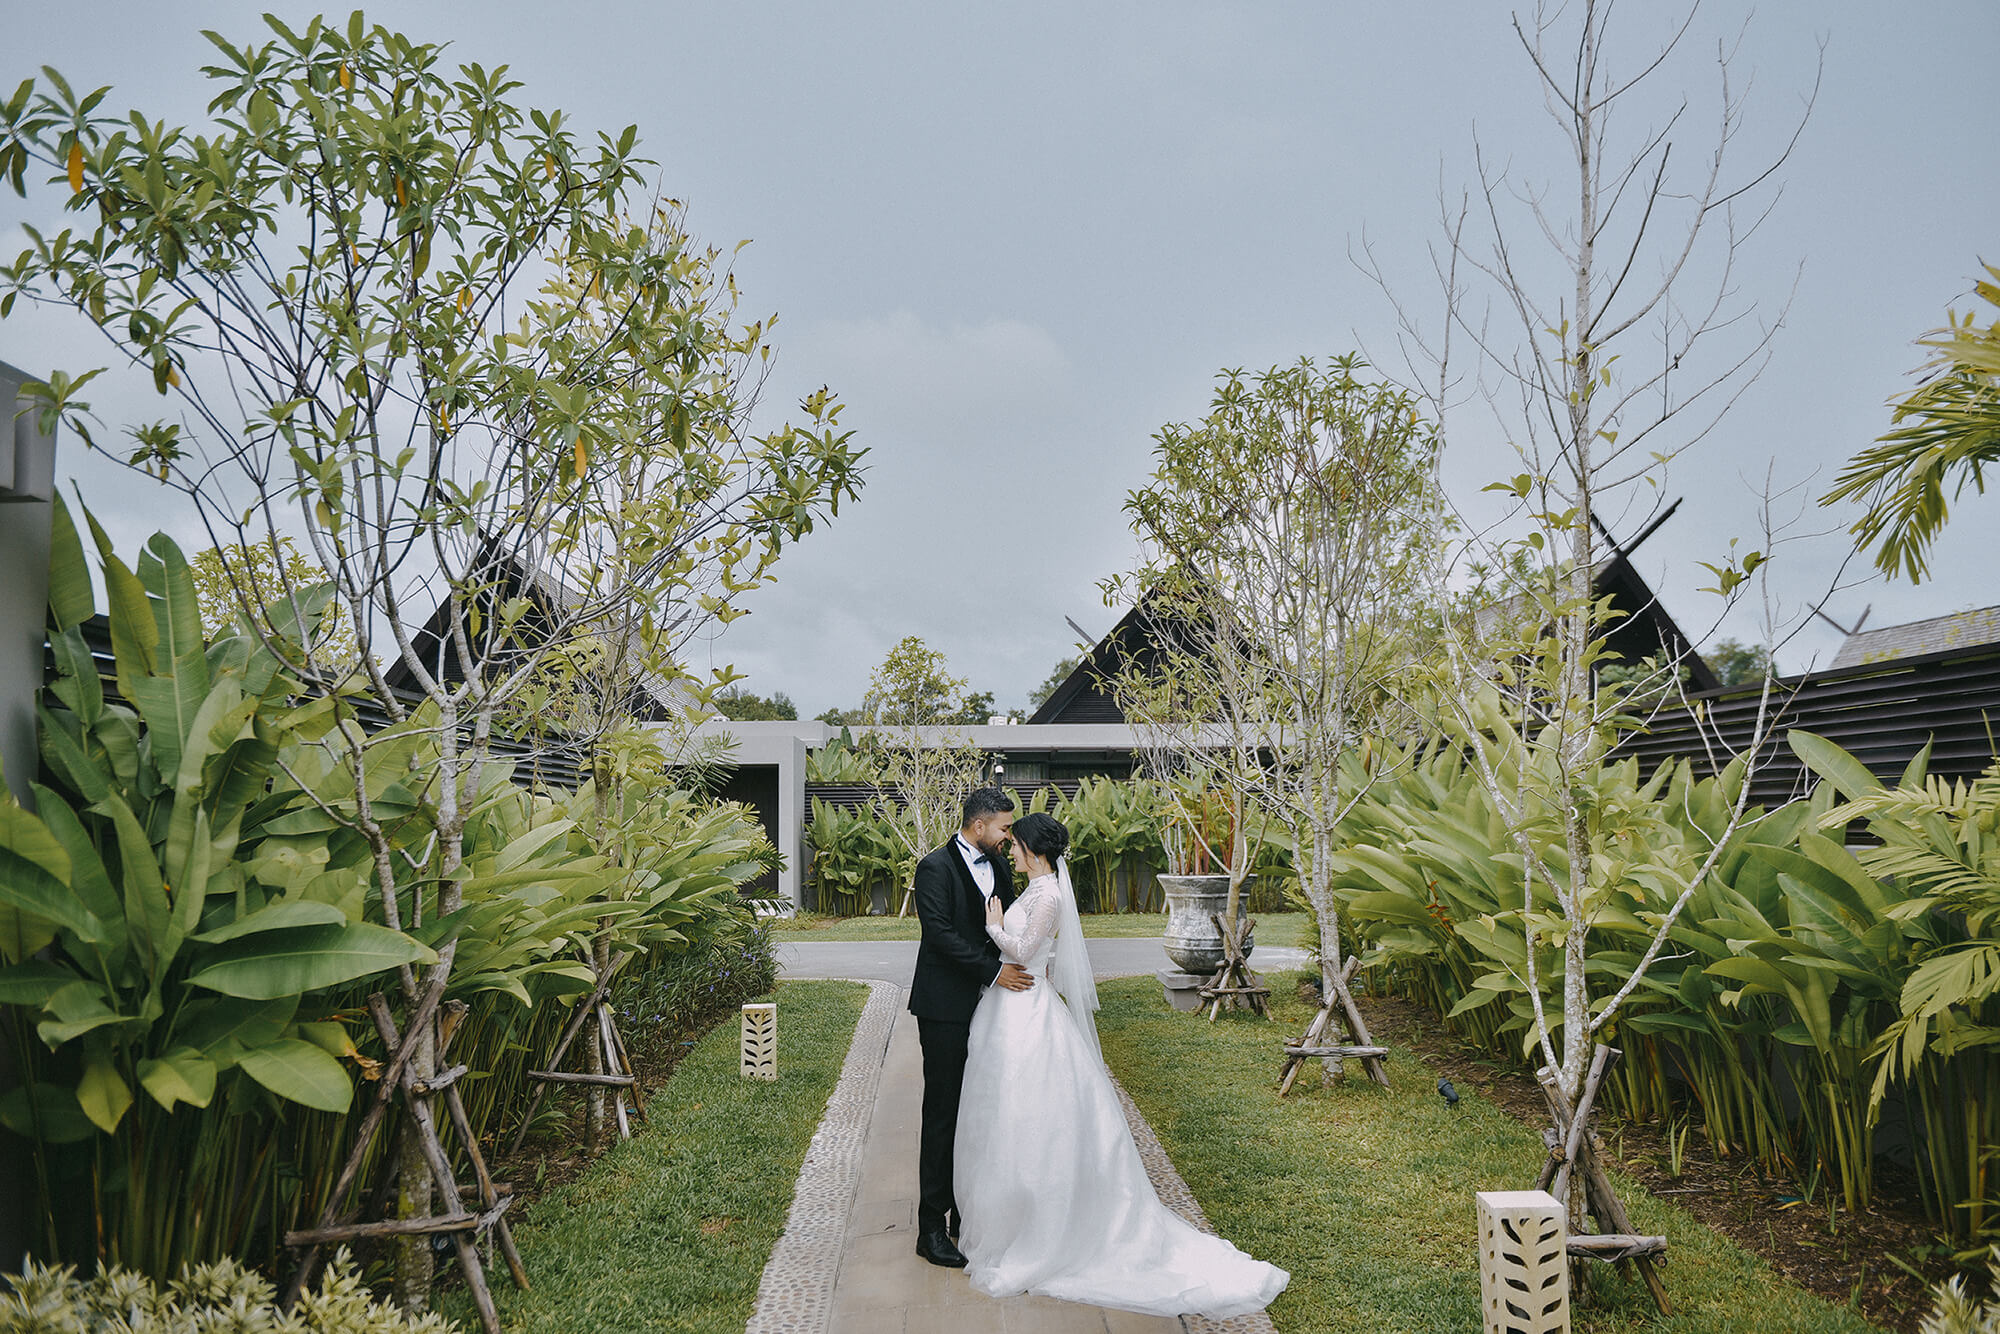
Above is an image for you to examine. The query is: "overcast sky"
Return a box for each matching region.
[5,1,1996,716]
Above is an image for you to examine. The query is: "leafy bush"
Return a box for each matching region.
[802,798,903,914]
[0,507,789,1276]
[614,912,777,1056]
[804,731,880,783]
[1327,728,2000,1248]
[1,500,435,1269]
[799,776,1294,916]
[0,1250,456,1332]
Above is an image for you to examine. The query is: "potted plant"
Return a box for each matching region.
[1156,779,1257,974]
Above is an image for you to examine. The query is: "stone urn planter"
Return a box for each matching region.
[1159,874,1256,974]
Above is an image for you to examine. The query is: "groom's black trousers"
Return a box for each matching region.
[916,1016,972,1232]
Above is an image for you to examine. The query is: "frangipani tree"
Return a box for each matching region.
[0,13,859,1313]
[1115,356,1440,1051]
[863,636,987,914]
[1369,0,1820,1259]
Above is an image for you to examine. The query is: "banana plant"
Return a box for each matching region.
[0,500,436,1267]
[804,798,899,915]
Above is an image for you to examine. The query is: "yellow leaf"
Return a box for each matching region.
[350,243,361,267]
[66,141,83,193]
[574,438,587,477]
[544,154,556,179]
[166,366,181,388]
[338,62,353,91]
[394,176,407,208]
[457,288,472,314]
[436,406,451,435]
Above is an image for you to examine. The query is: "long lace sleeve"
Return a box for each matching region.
[986,890,1060,965]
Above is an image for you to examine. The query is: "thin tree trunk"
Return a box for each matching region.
[393,1020,437,1309]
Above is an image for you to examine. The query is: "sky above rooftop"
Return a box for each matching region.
[5,1,1995,716]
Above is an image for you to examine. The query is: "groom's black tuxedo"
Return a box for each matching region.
[909,838,1015,1020]
[909,835,1015,1236]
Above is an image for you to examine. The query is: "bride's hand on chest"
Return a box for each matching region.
[984,895,1004,927]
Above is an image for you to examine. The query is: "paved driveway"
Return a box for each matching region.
[776,938,1312,986]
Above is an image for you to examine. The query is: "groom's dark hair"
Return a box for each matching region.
[961,786,1016,826]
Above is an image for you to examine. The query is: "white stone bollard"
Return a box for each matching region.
[741,1002,777,1080]
[1477,1189,1569,1334]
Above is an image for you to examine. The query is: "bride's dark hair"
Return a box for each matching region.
[1011,812,1070,870]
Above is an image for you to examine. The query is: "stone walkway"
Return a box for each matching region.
[744,979,1282,1334]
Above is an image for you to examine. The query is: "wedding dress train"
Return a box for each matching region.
[952,873,1289,1318]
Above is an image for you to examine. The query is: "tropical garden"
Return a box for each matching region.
[0,11,856,1330]
[2,3,1999,1333]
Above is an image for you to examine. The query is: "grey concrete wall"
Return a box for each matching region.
[0,358,56,1268]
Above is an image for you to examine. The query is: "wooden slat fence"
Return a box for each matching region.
[1613,641,2000,807]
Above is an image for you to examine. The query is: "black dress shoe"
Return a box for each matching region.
[915,1227,968,1268]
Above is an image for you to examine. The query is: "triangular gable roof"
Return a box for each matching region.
[1027,588,1207,725]
[385,536,698,720]
[1040,544,1716,724]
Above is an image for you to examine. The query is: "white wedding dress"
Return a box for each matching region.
[953,873,1290,1318]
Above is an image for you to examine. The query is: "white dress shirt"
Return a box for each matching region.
[955,833,996,899]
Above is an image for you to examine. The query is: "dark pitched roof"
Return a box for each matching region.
[1830,606,2000,669]
[1026,590,1207,725]
[1594,553,1721,693]
[384,536,695,720]
[1038,550,1717,724]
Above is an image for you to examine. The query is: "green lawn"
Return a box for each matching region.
[448,979,867,1333]
[771,909,1312,950]
[1096,971,1885,1334]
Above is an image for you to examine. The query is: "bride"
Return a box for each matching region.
[953,812,1290,1318]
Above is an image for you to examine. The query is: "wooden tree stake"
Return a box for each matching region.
[1532,1045,1670,1316]
[1199,912,1271,1020]
[284,993,524,1333]
[509,948,636,1153]
[1278,954,1390,1092]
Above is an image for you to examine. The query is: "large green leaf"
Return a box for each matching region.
[0,960,74,1006]
[0,800,71,884]
[175,995,296,1063]
[44,492,96,630]
[186,921,434,999]
[129,534,210,779]
[100,550,157,709]
[236,1037,352,1112]
[36,707,111,806]
[77,1050,134,1133]
[137,1046,217,1111]
[45,624,104,726]
[0,828,104,956]
[26,786,122,945]
[189,899,348,944]
[0,1082,96,1144]
[37,979,127,1046]
[1789,730,1883,803]
[99,793,169,979]
[141,534,206,684]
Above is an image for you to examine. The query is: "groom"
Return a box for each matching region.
[907,786,1035,1267]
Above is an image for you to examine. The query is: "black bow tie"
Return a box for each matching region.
[973,854,990,865]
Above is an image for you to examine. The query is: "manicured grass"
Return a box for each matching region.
[1096,971,1885,1334]
[448,980,867,1333]
[771,909,1312,949]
